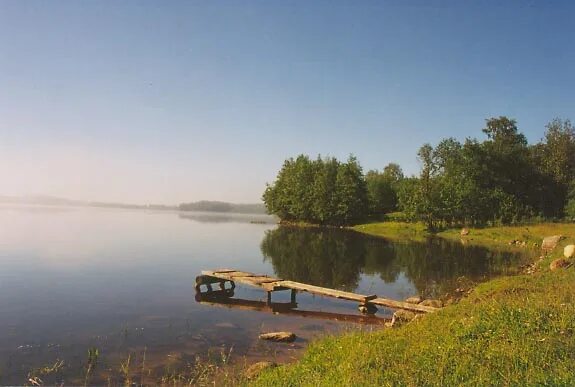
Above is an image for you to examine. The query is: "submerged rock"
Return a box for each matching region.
[550,258,571,271]
[258,331,296,342]
[244,361,277,379]
[564,244,575,258]
[405,296,423,304]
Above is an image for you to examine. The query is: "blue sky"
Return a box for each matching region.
[1,1,574,204]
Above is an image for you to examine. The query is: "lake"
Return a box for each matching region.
[0,205,527,384]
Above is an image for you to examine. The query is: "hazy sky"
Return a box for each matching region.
[1,1,574,204]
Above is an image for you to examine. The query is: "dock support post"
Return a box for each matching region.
[358,303,378,315]
[266,291,272,306]
[291,289,297,304]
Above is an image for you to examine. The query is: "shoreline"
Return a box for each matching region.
[254,222,575,385]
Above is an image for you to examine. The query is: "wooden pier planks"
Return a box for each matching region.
[277,281,376,303]
[370,298,437,313]
[200,270,289,290]
[199,269,439,313]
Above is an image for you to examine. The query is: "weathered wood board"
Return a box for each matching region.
[370,298,437,313]
[275,280,376,303]
[198,269,439,313]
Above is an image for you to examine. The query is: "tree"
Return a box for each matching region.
[417,144,439,229]
[541,118,575,186]
[311,156,340,224]
[564,182,575,220]
[365,163,404,216]
[397,145,441,229]
[265,115,574,228]
[482,116,526,147]
[531,118,575,217]
[263,154,369,225]
[383,163,404,181]
[399,118,539,228]
[334,156,369,225]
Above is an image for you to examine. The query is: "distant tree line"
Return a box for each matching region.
[263,116,575,228]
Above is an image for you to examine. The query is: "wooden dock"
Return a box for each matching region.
[196,269,438,314]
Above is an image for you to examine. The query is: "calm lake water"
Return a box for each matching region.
[0,205,528,384]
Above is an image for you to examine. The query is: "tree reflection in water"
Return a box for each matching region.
[260,227,528,298]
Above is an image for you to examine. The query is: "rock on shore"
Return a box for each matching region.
[258,331,297,342]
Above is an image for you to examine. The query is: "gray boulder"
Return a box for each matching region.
[258,331,296,342]
[542,235,563,252]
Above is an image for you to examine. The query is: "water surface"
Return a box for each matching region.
[0,205,527,384]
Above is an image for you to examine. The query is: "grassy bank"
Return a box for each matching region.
[255,223,575,385]
[354,221,575,249]
[439,223,575,248]
[352,221,431,241]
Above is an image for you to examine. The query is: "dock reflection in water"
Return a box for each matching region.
[194,289,388,326]
[261,226,529,298]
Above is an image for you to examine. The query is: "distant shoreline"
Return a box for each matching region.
[0,196,266,215]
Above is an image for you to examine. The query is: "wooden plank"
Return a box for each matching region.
[370,297,438,313]
[200,269,438,313]
[275,280,377,303]
[203,270,281,281]
[262,282,292,291]
[202,270,284,289]
[222,271,259,278]
[238,276,282,285]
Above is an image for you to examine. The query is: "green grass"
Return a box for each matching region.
[354,221,575,250]
[352,221,430,241]
[439,223,575,248]
[254,223,575,386]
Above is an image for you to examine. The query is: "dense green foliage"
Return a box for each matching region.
[264,116,575,227]
[365,163,404,215]
[262,155,368,225]
[255,224,575,386]
[399,117,575,228]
